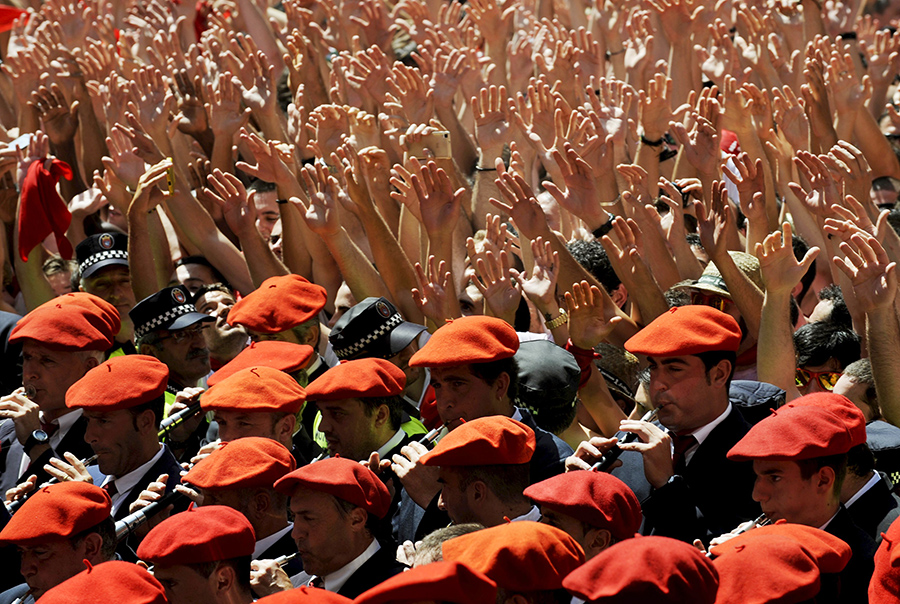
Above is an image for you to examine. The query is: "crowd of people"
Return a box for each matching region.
[0,0,899,601]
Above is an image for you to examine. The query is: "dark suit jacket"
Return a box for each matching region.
[0,414,94,494]
[825,505,876,604]
[846,473,900,545]
[516,408,574,483]
[257,529,303,577]
[640,406,760,544]
[335,542,406,599]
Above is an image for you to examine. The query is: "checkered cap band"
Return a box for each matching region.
[134,304,198,340]
[79,249,129,275]
[334,313,403,359]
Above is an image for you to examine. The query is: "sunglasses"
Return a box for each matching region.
[158,323,208,344]
[691,292,733,313]
[795,368,841,391]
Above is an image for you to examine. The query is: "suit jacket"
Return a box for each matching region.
[0,583,30,604]
[846,473,900,545]
[0,414,94,495]
[257,529,303,577]
[825,505,876,604]
[516,408,574,483]
[335,542,407,600]
[639,406,760,544]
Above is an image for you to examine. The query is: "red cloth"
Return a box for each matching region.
[871,516,900,603]
[39,561,166,604]
[563,535,718,603]
[354,561,497,604]
[409,315,518,368]
[421,416,535,467]
[442,521,584,592]
[193,0,211,41]
[184,437,296,490]
[727,393,866,461]
[207,341,314,387]
[523,471,641,541]
[9,292,120,351]
[0,482,110,545]
[18,159,74,262]
[256,588,351,604]
[66,355,168,411]
[565,339,599,388]
[419,385,440,430]
[625,306,741,357]
[137,505,256,566]
[274,457,391,518]
[305,358,406,400]
[227,274,326,334]
[0,6,26,32]
[201,366,306,413]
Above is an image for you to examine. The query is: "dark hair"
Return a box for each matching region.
[793,322,860,370]
[194,282,236,303]
[888,209,900,237]
[846,443,876,478]
[128,394,166,429]
[792,235,816,307]
[361,395,404,431]
[695,350,736,390]
[664,286,692,308]
[186,556,252,592]
[796,454,848,500]
[458,463,531,505]
[567,240,621,294]
[70,517,117,561]
[247,179,278,194]
[469,357,519,403]
[685,233,702,248]
[816,285,852,329]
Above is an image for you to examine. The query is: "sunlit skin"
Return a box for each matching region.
[647,355,729,434]
[212,410,294,450]
[833,374,874,421]
[195,290,248,363]
[429,365,512,431]
[22,340,99,416]
[289,489,369,577]
[174,264,219,295]
[46,271,72,296]
[80,265,136,339]
[253,190,280,241]
[751,459,837,526]
[144,325,211,387]
[83,407,159,477]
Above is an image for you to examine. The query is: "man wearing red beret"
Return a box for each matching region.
[393,316,573,541]
[0,482,117,604]
[38,561,167,604]
[570,305,760,545]
[523,471,642,559]
[137,506,256,604]
[727,392,876,603]
[0,293,119,494]
[273,457,406,598]
[193,283,249,373]
[354,561,497,604]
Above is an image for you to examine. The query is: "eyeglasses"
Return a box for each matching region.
[795,368,841,391]
[691,292,733,313]
[158,324,208,344]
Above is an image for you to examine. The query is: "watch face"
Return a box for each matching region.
[33,429,48,442]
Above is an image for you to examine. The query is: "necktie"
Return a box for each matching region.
[671,433,698,473]
[39,420,58,438]
[102,481,118,497]
[309,576,325,589]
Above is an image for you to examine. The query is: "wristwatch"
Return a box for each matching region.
[592,213,616,239]
[24,429,49,455]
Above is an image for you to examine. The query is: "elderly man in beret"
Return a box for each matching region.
[0,293,118,494]
[727,392,877,603]
[137,506,256,604]
[0,482,117,604]
[274,457,405,598]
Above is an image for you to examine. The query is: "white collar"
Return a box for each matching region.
[253,524,293,559]
[819,509,841,531]
[103,444,165,516]
[376,430,406,459]
[845,472,883,508]
[677,403,732,466]
[511,505,542,523]
[320,538,380,593]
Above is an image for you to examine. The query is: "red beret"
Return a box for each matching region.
[39,561,166,604]
[562,535,719,603]
[256,587,351,604]
[727,393,866,461]
[227,275,326,334]
[305,358,407,400]
[274,457,391,518]
[201,366,306,414]
[137,505,256,566]
[624,306,741,357]
[523,471,641,541]
[183,437,296,490]
[10,292,119,351]
[871,515,900,604]
[354,561,497,604]
[711,523,850,604]
[420,416,535,467]
[65,355,168,411]
[208,341,315,387]
[442,521,584,592]
[409,316,518,367]
[0,482,111,546]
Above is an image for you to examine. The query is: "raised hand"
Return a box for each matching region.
[468,240,522,325]
[205,169,258,239]
[564,280,622,349]
[756,222,820,295]
[790,151,842,218]
[294,164,342,238]
[412,254,457,325]
[30,84,79,146]
[834,233,897,314]
[472,85,509,158]
[517,237,560,311]
[410,160,465,236]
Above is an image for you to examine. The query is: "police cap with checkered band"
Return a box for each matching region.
[130,285,213,341]
[75,232,129,280]
[329,297,427,361]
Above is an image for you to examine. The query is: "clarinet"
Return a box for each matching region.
[115,487,190,541]
[591,408,660,472]
[4,454,99,515]
[158,401,204,439]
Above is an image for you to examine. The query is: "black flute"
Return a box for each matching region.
[157,401,204,439]
[591,408,660,472]
[115,487,191,541]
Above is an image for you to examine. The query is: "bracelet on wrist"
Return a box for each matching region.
[640,133,665,147]
[475,166,498,172]
[592,213,617,239]
[605,49,625,59]
[544,309,569,330]
[276,198,289,205]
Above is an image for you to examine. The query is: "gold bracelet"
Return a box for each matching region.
[544,309,569,330]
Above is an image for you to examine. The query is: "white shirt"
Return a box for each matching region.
[253,524,293,560]
[845,472,883,508]
[15,408,84,478]
[102,444,165,516]
[677,403,733,466]
[314,538,381,593]
[377,430,406,459]
[819,510,840,531]
[511,505,542,523]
